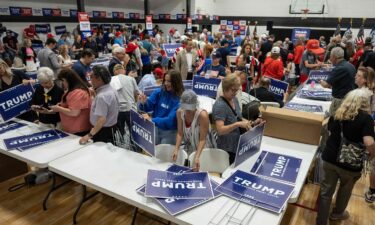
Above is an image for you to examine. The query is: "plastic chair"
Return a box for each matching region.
[260,101,280,108]
[155,144,187,166]
[188,148,230,174]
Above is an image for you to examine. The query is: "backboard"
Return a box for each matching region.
[290,0,326,14]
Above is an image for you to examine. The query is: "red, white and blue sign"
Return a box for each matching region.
[145,169,214,199]
[250,151,302,184]
[35,24,51,34]
[265,76,289,101]
[42,8,61,17]
[162,43,181,58]
[215,170,294,213]
[234,123,265,167]
[130,109,155,156]
[291,28,311,44]
[0,121,26,135]
[9,7,32,16]
[192,76,221,99]
[70,9,78,17]
[112,12,124,19]
[3,129,69,151]
[92,11,106,18]
[0,84,34,121]
[284,102,323,113]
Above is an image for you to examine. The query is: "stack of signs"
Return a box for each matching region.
[216,170,294,213]
[234,123,265,167]
[0,83,34,121]
[137,165,221,215]
[3,129,69,151]
[284,102,323,113]
[265,76,289,101]
[130,110,155,156]
[250,151,302,184]
[297,89,332,101]
[192,76,221,99]
[306,70,330,84]
[0,121,27,135]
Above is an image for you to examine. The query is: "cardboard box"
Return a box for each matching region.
[261,107,324,145]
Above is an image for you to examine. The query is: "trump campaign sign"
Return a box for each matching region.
[265,76,289,101]
[291,28,311,43]
[0,83,34,121]
[250,151,302,184]
[130,109,155,156]
[0,121,26,135]
[284,102,323,113]
[306,70,330,84]
[145,170,214,199]
[215,170,294,213]
[192,76,221,99]
[234,123,265,167]
[162,43,181,58]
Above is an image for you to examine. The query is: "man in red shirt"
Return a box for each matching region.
[261,46,284,80]
[23,25,39,40]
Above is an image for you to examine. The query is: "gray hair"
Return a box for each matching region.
[330,47,344,59]
[37,67,55,83]
[112,47,125,54]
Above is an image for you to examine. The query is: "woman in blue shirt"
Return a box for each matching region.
[139,70,184,144]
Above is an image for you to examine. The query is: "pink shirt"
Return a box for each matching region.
[26,47,34,61]
[59,89,92,134]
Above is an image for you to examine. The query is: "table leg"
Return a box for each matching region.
[73,185,99,224]
[131,207,171,225]
[131,207,138,225]
[43,173,71,211]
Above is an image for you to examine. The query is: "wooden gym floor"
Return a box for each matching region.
[0,173,374,225]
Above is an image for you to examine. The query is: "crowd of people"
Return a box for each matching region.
[1,23,375,225]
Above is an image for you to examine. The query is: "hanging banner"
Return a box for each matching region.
[61,9,70,17]
[216,170,294,213]
[192,76,221,99]
[162,43,182,58]
[92,11,107,18]
[9,7,32,16]
[112,12,124,19]
[42,8,61,17]
[0,121,27,135]
[264,76,289,101]
[291,28,311,44]
[145,170,214,199]
[250,151,302,184]
[284,102,323,113]
[0,7,10,16]
[55,25,67,35]
[130,109,155,156]
[0,84,34,121]
[146,15,153,31]
[234,123,265,167]
[70,9,78,18]
[306,70,330,84]
[32,8,43,16]
[78,12,91,38]
[3,129,69,151]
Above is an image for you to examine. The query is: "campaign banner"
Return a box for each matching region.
[130,109,155,156]
[176,14,184,20]
[42,8,61,17]
[78,12,91,35]
[306,70,330,84]
[9,7,32,16]
[192,76,221,99]
[70,9,78,18]
[35,24,50,34]
[25,71,38,80]
[112,24,121,30]
[0,84,34,121]
[291,28,311,44]
[0,7,10,16]
[31,43,44,54]
[162,43,181,58]
[220,20,227,25]
[183,80,193,90]
[100,24,112,30]
[146,15,153,31]
[284,102,323,113]
[264,76,289,101]
[55,25,67,35]
[3,129,69,151]
[250,151,302,184]
[227,21,233,25]
[298,90,332,101]
[145,170,214,199]
[61,9,70,17]
[92,11,106,18]
[187,17,192,31]
[112,12,124,19]
[216,170,294,213]
[0,121,27,135]
[234,123,265,167]
[129,13,140,19]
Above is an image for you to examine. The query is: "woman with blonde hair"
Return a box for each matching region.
[317,88,375,225]
[58,44,72,67]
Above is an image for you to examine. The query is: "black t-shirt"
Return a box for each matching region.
[363,52,375,71]
[2,36,18,50]
[326,60,356,99]
[31,83,64,125]
[217,47,230,67]
[249,87,284,107]
[322,111,374,171]
[259,41,273,63]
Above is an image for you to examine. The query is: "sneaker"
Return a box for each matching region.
[365,190,375,203]
[329,210,350,221]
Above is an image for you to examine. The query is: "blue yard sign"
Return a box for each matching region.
[298,90,332,101]
[234,123,265,167]
[284,102,323,113]
[192,76,221,99]
[162,43,181,58]
[183,80,193,90]
[215,170,294,213]
[291,28,311,43]
[130,109,155,156]
[306,70,330,84]
[0,121,27,135]
[250,151,302,184]
[265,76,289,101]
[3,129,69,151]
[145,170,214,199]
[0,83,34,121]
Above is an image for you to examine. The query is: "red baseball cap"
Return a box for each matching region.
[153,68,163,79]
[115,31,122,37]
[306,39,324,55]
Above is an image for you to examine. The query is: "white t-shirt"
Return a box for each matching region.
[110,74,139,112]
[186,52,193,72]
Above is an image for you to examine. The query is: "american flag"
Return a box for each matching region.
[343,25,352,38]
[245,25,251,38]
[356,24,365,44]
[334,23,341,37]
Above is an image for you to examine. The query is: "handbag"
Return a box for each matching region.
[220,96,247,134]
[337,122,365,170]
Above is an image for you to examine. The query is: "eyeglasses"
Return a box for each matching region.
[230,87,240,93]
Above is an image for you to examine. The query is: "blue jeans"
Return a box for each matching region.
[155,127,177,145]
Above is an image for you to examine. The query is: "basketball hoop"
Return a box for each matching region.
[301,9,309,20]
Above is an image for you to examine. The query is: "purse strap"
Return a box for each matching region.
[220,96,240,120]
